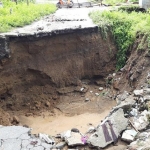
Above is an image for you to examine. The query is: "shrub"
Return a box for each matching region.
[89,10,150,70]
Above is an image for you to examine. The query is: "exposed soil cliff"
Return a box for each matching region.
[0,29,117,122]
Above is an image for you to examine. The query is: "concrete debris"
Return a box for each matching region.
[111,95,135,113]
[55,142,66,149]
[39,133,55,144]
[0,126,55,150]
[66,132,84,146]
[121,129,138,142]
[87,109,128,148]
[133,89,143,96]
[61,130,72,140]
[127,130,150,150]
[117,91,129,102]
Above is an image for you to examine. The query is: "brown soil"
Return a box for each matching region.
[0,29,117,128]
[1,30,149,150]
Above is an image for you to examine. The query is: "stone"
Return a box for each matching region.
[121,129,138,142]
[61,130,71,139]
[25,113,33,117]
[144,88,150,95]
[12,116,19,124]
[99,87,104,91]
[2,138,21,150]
[0,126,30,139]
[133,89,143,96]
[117,91,129,101]
[45,101,50,107]
[66,132,84,146]
[87,109,128,148]
[55,142,66,149]
[112,95,135,113]
[85,98,90,102]
[95,93,99,96]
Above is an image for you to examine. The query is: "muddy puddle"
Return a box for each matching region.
[19,110,112,136]
[18,85,116,136]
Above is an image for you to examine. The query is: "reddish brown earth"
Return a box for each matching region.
[0,30,117,126]
[0,30,149,150]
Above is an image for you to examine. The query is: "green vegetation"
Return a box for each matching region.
[89,8,150,70]
[0,0,56,33]
[103,0,138,5]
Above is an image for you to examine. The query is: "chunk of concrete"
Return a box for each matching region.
[121,129,138,142]
[111,95,135,114]
[0,126,30,139]
[66,132,84,146]
[32,146,44,150]
[133,89,143,96]
[87,109,128,148]
[2,139,21,150]
[55,142,66,149]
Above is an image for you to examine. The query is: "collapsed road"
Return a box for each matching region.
[0,4,150,150]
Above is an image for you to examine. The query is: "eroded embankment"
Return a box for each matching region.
[0,28,117,125]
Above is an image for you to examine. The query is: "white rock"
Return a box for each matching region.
[133,89,143,96]
[122,129,138,142]
[95,93,99,96]
[99,87,104,91]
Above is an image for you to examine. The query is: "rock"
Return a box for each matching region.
[45,101,50,107]
[128,133,150,150]
[131,110,150,131]
[12,115,20,124]
[112,95,135,113]
[87,109,128,148]
[85,98,90,102]
[121,129,138,142]
[117,91,129,102]
[133,89,143,96]
[61,130,71,139]
[95,93,99,96]
[55,142,66,149]
[130,108,138,117]
[99,87,104,91]
[71,128,80,133]
[25,113,33,117]
[66,132,84,146]
[144,88,150,95]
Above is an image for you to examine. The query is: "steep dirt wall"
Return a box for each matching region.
[0,29,117,112]
[8,29,117,87]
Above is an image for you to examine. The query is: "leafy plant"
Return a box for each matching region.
[89,10,150,70]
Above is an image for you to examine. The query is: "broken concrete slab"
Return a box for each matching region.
[55,141,66,149]
[66,132,84,146]
[121,129,138,142]
[133,89,143,96]
[0,126,30,139]
[2,139,22,150]
[111,95,135,114]
[87,108,128,148]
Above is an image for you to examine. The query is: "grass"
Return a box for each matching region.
[89,7,150,70]
[0,0,56,33]
[103,0,138,5]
